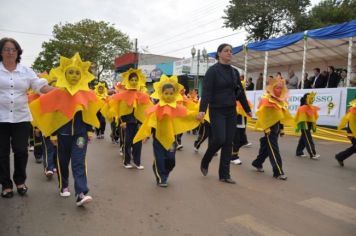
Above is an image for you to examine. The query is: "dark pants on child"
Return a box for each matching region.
[252,122,284,177]
[123,122,142,166]
[57,134,89,195]
[201,106,236,179]
[95,111,106,136]
[194,121,212,149]
[296,125,316,157]
[152,138,176,184]
[33,129,43,161]
[42,136,57,172]
[335,137,356,162]
[232,127,247,160]
[0,122,30,190]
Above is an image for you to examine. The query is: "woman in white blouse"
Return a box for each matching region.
[0,37,53,198]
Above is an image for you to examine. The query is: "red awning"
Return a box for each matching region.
[114,52,138,68]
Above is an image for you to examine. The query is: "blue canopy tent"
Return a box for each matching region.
[209,20,356,88]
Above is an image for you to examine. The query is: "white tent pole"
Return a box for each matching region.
[263,51,268,90]
[346,37,353,87]
[244,45,248,85]
[301,31,308,89]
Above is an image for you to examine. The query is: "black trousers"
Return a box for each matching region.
[296,126,316,157]
[252,122,284,177]
[0,122,30,189]
[95,111,106,136]
[33,128,43,160]
[201,106,236,179]
[335,137,356,162]
[232,127,247,160]
[194,121,211,149]
[123,122,142,166]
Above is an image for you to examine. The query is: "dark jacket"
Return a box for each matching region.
[327,72,340,88]
[199,63,251,114]
[311,74,327,88]
[55,111,93,135]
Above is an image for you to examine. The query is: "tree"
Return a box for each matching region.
[32,19,133,81]
[223,0,310,41]
[294,0,356,32]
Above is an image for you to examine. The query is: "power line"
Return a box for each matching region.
[0,28,52,37]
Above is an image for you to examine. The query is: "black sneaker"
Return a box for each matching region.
[76,193,92,207]
[335,156,344,167]
[1,190,14,198]
[17,185,28,196]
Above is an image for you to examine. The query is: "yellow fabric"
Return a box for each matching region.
[255,94,294,131]
[30,98,102,137]
[133,109,199,150]
[338,112,356,138]
[109,98,152,124]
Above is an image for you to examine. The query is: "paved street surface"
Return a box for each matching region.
[1,129,356,236]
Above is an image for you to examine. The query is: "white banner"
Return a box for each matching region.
[246,88,349,126]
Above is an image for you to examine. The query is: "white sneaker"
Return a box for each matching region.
[134,164,144,170]
[28,146,34,151]
[60,188,71,197]
[243,142,252,148]
[119,150,123,156]
[76,193,92,207]
[231,159,242,165]
[194,147,199,153]
[296,154,307,157]
[123,164,133,169]
[311,154,320,160]
[177,144,183,150]
[45,170,54,178]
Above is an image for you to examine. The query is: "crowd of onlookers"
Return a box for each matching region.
[245,65,356,90]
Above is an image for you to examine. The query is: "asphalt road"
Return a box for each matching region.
[1,129,355,236]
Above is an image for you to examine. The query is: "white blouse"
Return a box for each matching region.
[0,62,47,123]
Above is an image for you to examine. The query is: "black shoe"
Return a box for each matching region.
[1,190,14,198]
[200,166,208,176]
[219,178,236,184]
[335,156,344,167]
[17,185,28,196]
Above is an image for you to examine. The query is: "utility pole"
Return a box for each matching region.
[134,38,138,69]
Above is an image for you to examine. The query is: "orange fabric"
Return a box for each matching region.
[146,104,187,120]
[258,98,281,110]
[28,93,40,104]
[110,90,150,106]
[298,105,320,117]
[350,107,356,114]
[39,89,97,118]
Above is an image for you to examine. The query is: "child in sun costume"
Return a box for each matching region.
[251,77,293,180]
[109,68,153,169]
[231,80,253,165]
[94,82,108,139]
[294,92,320,160]
[133,75,200,187]
[335,99,356,167]
[30,53,102,206]
[32,70,59,177]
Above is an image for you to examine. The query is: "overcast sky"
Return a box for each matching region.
[0,0,322,67]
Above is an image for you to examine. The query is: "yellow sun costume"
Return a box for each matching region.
[338,99,356,138]
[255,77,294,131]
[133,75,200,150]
[29,53,103,137]
[294,92,320,132]
[109,68,152,123]
[94,82,108,100]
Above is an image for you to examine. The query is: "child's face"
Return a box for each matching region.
[162,88,175,103]
[273,84,283,98]
[306,95,314,105]
[65,66,81,85]
[98,86,104,94]
[128,76,138,88]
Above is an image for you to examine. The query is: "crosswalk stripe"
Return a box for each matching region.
[225,214,295,236]
[298,198,356,226]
